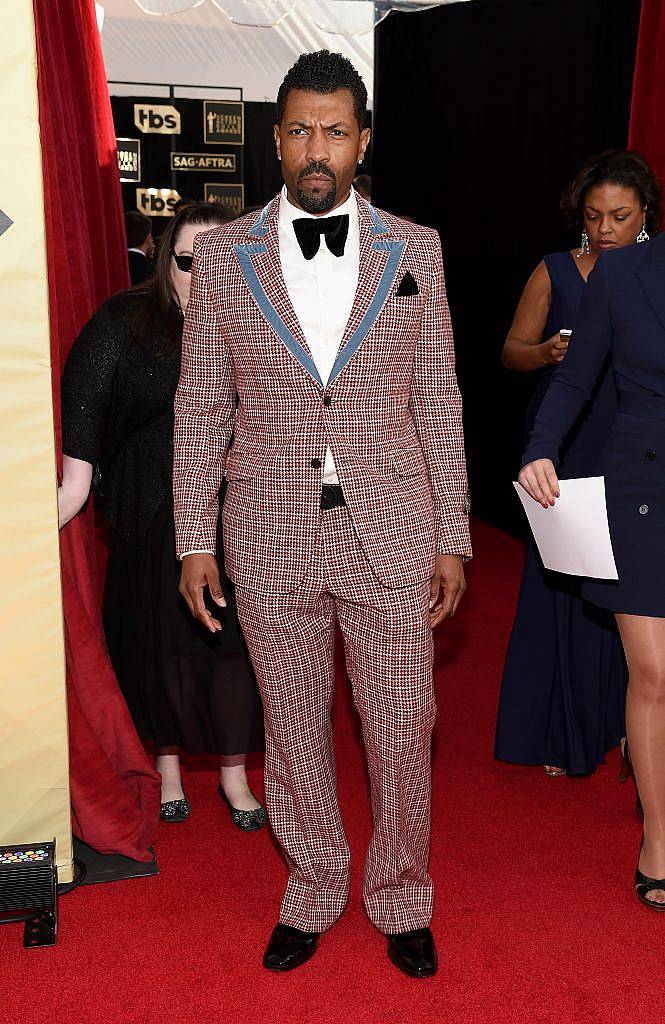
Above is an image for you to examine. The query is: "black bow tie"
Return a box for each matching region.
[292,214,349,260]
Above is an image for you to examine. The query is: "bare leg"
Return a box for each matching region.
[616,613,665,904]
[220,754,261,811]
[156,747,184,803]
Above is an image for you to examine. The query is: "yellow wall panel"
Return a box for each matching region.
[0,0,72,882]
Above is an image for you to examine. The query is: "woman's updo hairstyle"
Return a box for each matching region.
[561,149,661,236]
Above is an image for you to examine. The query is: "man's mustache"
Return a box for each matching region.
[297,162,336,182]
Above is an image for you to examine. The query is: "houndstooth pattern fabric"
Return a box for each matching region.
[173,192,471,593]
[236,506,435,934]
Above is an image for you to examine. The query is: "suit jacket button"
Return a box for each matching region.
[646,450,657,460]
[323,395,332,407]
[311,458,322,469]
[639,504,649,515]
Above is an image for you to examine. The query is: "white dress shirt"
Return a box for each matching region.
[278,186,360,484]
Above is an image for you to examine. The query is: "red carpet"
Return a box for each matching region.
[2,520,663,1023]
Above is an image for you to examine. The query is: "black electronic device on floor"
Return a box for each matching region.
[0,840,58,947]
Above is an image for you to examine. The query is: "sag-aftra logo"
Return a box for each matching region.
[170,153,236,173]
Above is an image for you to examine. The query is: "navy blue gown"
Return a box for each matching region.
[494,252,627,775]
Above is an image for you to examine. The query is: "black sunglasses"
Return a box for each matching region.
[171,250,194,273]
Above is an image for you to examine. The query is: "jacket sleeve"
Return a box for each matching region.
[523,255,613,468]
[410,230,472,559]
[173,236,236,557]
[61,303,121,465]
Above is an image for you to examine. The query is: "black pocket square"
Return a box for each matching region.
[396,272,419,297]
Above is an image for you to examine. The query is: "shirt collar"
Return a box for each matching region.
[279,185,358,235]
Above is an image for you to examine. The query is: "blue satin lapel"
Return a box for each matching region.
[234,197,406,389]
[234,241,324,387]
[327,204,407,387]
[248,202,272,239]
[328,239,406,386]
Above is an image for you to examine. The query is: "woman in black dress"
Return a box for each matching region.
[495,153,661,777]
[58,203,266,831]
[519,158,665,909]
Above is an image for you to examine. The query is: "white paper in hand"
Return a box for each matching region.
[514,476,618,580]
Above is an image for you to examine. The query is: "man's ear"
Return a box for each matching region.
[359,127,371,162]
[273,124,281,161]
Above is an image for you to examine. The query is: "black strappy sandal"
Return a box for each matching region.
[619,738,644,820]
[635,870,665,911]
[636,842,665,912]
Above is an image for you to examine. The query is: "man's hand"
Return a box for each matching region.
[429,554,466,628]
[518,458,560,509]
[179,553,227,633]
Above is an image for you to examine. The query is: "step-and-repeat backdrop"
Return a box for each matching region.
[112,93,247,225]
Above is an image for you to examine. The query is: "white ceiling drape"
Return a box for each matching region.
[130,0,462,36]
[102,0,373,102]
[100,0,470,104]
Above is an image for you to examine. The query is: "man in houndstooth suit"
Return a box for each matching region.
[174,51,471,977]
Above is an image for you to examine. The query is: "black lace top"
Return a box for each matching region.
[61,291,182,546]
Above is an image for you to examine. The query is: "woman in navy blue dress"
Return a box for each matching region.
[495,153,646,777]
[519,152,665,908]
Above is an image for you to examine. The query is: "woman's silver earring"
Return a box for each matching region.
[577,229,590,258]
[636,221,649,243]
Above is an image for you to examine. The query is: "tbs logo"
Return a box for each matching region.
[134,104,181,135]
[136,188,181,217]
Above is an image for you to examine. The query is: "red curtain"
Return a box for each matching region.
[34,0,160,860]
[629,0,665,221]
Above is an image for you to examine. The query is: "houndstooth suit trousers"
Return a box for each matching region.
[236,505,435,935]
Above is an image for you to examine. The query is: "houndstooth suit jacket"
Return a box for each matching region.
[173,192,471,593]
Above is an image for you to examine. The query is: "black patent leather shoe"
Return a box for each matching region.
[263,923,318,972]
[387,928,438,978]
[218,785,267,832]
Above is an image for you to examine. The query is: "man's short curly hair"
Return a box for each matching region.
[276,50,368,129]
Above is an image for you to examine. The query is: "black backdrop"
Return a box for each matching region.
[373,0,641,534]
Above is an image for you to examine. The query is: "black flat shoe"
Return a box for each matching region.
[160,796,191,822]
[387,928,438,978]
[218,785,266,832]
[263,923,318,972]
